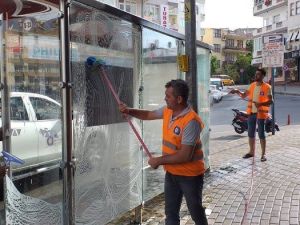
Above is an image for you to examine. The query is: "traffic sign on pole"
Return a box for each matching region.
[262,34,284,68]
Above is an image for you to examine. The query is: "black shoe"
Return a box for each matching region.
[261,155,267,162]
[243,153,254,159]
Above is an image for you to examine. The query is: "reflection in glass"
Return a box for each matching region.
[197,47,210,169]
[142,28,180,202]
[70,2,142,224]
[0,1,62,223]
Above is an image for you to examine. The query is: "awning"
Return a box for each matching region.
[0,0,59,20]
[295,31,300,41]
[288,32,294,42]
[288,30,300,42]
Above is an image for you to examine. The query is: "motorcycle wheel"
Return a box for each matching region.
[234,127,245,134]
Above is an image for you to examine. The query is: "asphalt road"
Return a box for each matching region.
[210,93,300,133]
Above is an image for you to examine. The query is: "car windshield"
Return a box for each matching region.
[211,81,220,86]
[30,97,61,120]
[0,97,29,120]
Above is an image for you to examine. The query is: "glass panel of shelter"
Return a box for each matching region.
[70,2,143,224]
[0,1,63,224]
[196,47,211,170]
[141,28,183,202]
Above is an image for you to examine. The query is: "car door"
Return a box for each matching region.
[1,96,39,168]
[28,96,62,164]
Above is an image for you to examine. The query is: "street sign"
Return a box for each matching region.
[283,64,289,71]
[262,34,284,68]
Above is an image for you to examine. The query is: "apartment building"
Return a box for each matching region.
[252,0,288,82]
[96,0,206,40]
[203,28,253,72]
[284,0,300,81]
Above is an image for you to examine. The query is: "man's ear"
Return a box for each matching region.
[177,96,183,104]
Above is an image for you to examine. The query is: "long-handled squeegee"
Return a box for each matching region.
[86,57,152,158]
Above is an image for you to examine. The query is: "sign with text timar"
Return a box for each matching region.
[262,34,284,68]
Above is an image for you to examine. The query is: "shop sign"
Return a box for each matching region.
[23,19,33,31]
[251,57,263,65]
[8,18,36,32]
[160,5,169,28]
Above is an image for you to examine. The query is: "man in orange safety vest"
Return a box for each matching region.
[119,79,208,225]
[230,68,273,162]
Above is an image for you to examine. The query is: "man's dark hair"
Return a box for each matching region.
[256,68,266,76]
[165,79,189,102]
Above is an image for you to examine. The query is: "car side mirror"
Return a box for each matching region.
[218,87,222,91]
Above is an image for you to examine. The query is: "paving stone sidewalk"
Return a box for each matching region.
[140,124,300,225]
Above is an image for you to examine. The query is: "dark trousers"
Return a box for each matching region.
[165,172,208,225]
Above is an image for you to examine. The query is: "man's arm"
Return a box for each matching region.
[148,144,195,168]
[148,120,200,168]
[229,89,249,98]
[119,103,162,120]
[254,94,273,107]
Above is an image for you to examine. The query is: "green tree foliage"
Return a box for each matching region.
[223,63,239,81]
[246,40,253,52]
[235,53,256,84]
[210,55,219,75]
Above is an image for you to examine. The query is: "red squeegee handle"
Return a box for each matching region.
[100,67,152,158]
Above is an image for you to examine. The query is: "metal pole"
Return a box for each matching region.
[298,58,300,81]
[1,13,12,177]
[271,68,275,135]
[184,0,198,113]
[284,68,287,92]
[59,0,75,224]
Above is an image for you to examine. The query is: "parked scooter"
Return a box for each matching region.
[232,108,280,134]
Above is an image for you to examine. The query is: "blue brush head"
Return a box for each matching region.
[86,56,106,67]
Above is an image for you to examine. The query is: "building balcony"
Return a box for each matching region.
[252,20,287,37]
[223,46,250,53]
[253,0,287,16]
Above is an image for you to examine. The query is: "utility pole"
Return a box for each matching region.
[184,0,198,113]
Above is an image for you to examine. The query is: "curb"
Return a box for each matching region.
[275,91,300,96]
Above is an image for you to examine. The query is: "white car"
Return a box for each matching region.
[0,92,62,175]
[209,85,223,103]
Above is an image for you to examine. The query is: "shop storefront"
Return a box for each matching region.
[284,49,300,82]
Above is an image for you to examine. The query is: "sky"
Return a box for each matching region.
[201,0,263,29]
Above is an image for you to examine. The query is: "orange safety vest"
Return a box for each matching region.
[247,82,271,119]
[162,107,205,176]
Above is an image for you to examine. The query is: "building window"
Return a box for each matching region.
[254,37,262,51]
[143,3,160,23]
[225,53,235,63]
[237,40,243,48]
[290,2,295,16]
[225,39,234,47]
[296,1,300,15]
[214,29,221,38]
[119,0,137,14]
[273,14,280,24]
[255,0,263,5]
[213,44,221,53]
